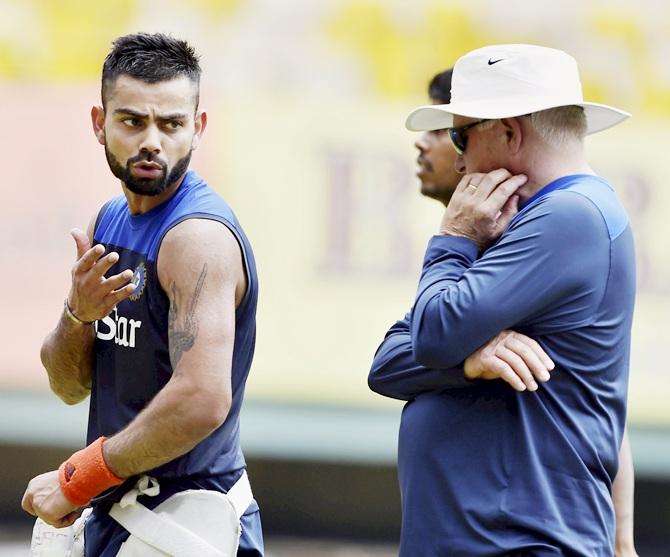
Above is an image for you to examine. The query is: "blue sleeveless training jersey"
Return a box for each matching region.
[85,170,263,556]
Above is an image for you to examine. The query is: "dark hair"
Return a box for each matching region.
[101,33,201,107]
[428,68,453,104]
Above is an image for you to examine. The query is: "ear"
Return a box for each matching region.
[191,110,208,150]
[91,106,106,145]
[499,117,523,155]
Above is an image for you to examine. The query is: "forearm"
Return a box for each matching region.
[411,235,485,367]
[103,373,231,478]
[369,323,472,400]
[613,428,637,556]
[40,309,94,405]
[411,214,584,369]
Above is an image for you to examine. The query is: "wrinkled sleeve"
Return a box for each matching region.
[410,194,607,369]
[368,312,473,401]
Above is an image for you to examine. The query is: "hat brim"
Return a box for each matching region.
[405,100,630,135]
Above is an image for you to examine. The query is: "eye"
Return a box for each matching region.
[122,117,143,128]
[163,120,183,131]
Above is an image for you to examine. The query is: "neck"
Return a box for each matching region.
[123,173,187,215]
[515,139,594,204]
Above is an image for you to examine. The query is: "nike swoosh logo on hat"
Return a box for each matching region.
[488,58,504,65]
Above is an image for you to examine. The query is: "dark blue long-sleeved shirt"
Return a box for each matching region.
[369,175,635,556]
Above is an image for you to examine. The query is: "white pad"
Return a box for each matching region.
[111,472,253,557]
[30,508,90,557]
[28,473,253,557]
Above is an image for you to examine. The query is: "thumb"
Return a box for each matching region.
[57,510,82,528]
[70,228,91,261]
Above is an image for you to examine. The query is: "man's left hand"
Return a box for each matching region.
[440,169,527,250]
[22,470,81,528]
[464,330,554,391]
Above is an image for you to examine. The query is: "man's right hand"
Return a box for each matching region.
[464,330,554,392]
[439,169,526,251]
[67,228,136,323]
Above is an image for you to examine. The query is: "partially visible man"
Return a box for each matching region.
[369,49,638,556]
[22,33,263,556]
[415,69,461,205]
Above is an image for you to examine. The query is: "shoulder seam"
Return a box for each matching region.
[556,190,616,323]
[546,188,627,242]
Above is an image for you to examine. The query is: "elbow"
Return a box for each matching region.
[368,378,408,401]
[61,394,86,406]
[192,391,232,434]
[39,344,49,371]
[368,363,410,402]
[210,399,231,430]
[51,384,89,406]
[40,345,78,404]
[368,355,392,397]
[40,343,57,378]
[47,374,89,405]
[367,370,386,397]
[368,359,383,394]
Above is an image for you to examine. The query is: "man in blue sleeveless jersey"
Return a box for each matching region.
[370,45,637,556]
[22,33,264,556]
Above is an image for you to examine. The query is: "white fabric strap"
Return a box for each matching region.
[109,501,224,557]
[118,475,160,508]
[226,470,253,519]
[108,471,252,557]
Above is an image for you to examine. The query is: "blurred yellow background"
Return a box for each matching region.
[1,0,669,427]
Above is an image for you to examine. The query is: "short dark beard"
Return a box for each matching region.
[420,182,454,207]
[105,147,192,196]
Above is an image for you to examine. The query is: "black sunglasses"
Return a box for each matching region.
[448,119,492,155]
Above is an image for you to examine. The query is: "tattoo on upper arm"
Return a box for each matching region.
[168,263,208,369]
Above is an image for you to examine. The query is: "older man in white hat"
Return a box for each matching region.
[370,44,637,556]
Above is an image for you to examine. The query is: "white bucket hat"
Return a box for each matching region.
[406,44,630,135]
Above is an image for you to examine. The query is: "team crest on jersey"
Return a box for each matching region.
[129,261,147,302]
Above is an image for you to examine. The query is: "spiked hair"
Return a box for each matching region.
[101,33,201,108]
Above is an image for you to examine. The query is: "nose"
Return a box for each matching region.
[138,124,161,155]
[454,153,466,174]
[414,132,430,153]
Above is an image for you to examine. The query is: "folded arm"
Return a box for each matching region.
[369,313,472,400]
[411,194,605,369]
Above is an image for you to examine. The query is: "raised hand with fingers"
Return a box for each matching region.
[464,330,555,392]
[67,228,136,323]
[439,168,526,250]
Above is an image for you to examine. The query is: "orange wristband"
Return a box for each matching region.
[58,437,124,506]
